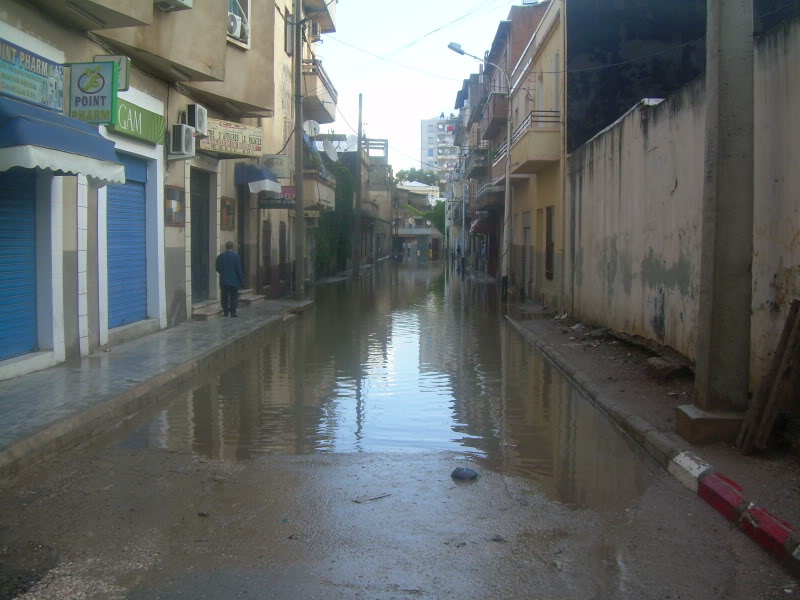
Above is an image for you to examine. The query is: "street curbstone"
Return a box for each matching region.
[668,451,713,493]
[739,505,797,559]
[0,308,303,483]
[698,471,747,522]
[506,314,800,569]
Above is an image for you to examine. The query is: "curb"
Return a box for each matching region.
[506,315,800,569]
[0,301,313,483]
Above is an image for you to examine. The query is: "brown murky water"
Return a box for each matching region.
[121,262,653,509]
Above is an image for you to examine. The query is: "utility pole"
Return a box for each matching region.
[351,93,363,278]
[677,0,754,443]
[293,0,305,298]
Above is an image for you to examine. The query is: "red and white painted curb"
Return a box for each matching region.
[668,451,800,562]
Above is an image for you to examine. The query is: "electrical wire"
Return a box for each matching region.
[382,0,508,58]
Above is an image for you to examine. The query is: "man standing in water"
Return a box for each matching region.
[215,241,245,317]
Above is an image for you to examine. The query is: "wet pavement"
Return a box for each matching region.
[0,262,795,599]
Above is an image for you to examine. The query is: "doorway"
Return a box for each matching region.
[190,169,211,303]
[262,219,272,291]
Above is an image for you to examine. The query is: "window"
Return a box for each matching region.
[284,8,293,55]
[228,0,251,47]
[428,149,434,157]
[428,124,434,132]
[545,206,554,280]
[221,196,235,230]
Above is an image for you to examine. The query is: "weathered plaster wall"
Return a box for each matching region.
[568,16,800,391]
[751,17,800,388]
[568,81,705,358]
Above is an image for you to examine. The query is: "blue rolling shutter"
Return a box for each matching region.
[107,154,147,328]
[0,170,37,360]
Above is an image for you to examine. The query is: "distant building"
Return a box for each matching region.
[420,114,459,184]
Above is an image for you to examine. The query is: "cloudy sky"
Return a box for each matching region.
[315,0,520,172]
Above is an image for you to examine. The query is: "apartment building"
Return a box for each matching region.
[0,0,338,379]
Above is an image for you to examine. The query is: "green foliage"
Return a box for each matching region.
[409,200,446,234]
[314,157,354,277]
[396,167,438,186]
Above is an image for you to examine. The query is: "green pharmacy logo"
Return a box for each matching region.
[77,66,105,94]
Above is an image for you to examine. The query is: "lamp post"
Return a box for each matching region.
[448,42,513,300]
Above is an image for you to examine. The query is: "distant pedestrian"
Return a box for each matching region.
[215,241,244,318]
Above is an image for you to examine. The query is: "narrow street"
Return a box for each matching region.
[0,262,792,599]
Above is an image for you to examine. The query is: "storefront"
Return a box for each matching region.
[98,89,167,347]
[0,33,124,378]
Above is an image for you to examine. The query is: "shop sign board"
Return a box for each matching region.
[261,154,289,179]
[107,98,165,144]
[0,37,64,111]
[68,61,118,124]
[200,118,263,157]
[258,195,295,210]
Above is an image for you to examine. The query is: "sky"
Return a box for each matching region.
[314,0,520,173]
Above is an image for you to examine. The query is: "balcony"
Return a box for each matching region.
[303,59,338,125]
[466,147,489,179]
[96,4,227,82]
[481,93,508,141]
[475,180,504,209]
[303,0,337,33]
[510,111,561,174]
[304,166,336,211]
[29,0,153,30]
[398,226,434,236]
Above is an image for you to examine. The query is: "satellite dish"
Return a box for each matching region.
[323,140,339,162]
[345,134,358,151]
[303,120,320,137]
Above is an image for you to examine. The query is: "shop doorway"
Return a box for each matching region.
[190,169,211,303]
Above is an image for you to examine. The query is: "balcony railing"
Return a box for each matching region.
[398,226,434,235]
[512,110,561,144]
[466,146,489,178]
[509,110,561,175]
[303,59,338,124]
[482,93,508,140]
[492,142,507,167]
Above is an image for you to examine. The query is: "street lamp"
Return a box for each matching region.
[449,42,513,300]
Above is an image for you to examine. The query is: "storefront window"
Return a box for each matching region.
[165,187,185,226]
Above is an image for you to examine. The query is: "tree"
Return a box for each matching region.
[396,168,438,186]
[410,200,446,235]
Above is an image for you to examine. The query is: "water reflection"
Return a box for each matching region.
[121,262,653,508]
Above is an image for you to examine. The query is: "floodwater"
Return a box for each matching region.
[122,261,654,509]
[3,261,792,599]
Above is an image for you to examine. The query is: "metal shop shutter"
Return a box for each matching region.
[0,170,37,360]
[107,154,147,328]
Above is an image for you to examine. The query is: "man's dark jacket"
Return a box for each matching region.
[215,250,244,288]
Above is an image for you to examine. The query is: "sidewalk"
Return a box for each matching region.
[507,302,800,567]
[0,298,312,480]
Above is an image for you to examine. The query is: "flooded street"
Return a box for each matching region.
[0,263,792,599]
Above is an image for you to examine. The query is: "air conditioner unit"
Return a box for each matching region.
[186,103,208,137]
[169,124,195,157]
[309,21,322,42]
[155,0,193,12]
[227,12,242,38]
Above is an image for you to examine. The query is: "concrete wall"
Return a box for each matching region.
[568,82,705,358]
[751,17,800,387]
[96,0,227,81]
[568,14,800,391]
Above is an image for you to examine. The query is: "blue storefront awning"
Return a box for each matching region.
[235,162,281,194]
[0,96,125,185]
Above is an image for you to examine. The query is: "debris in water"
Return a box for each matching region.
[352,493,391,504]
[451,467,479,481]
[197,512,209,517]
[490,535,507,543]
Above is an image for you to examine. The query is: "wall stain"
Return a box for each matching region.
[640,247,692,297]
[606,235,619,305]
[651,287,666,340]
